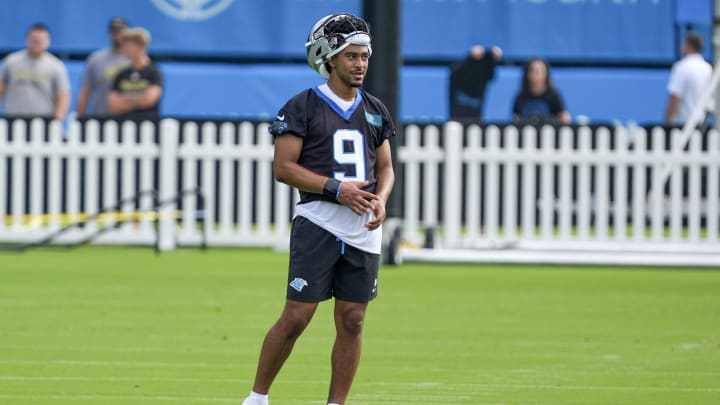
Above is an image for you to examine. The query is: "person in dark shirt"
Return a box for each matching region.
[512,58,570,125]
[108,27,162,120]
[449,45,502,121]
[242,13,395,405]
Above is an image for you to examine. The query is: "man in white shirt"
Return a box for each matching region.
[665,32,712,126]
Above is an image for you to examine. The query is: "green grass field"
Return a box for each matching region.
[0,247,718,404]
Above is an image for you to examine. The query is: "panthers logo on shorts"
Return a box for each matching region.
[289,278,309,292]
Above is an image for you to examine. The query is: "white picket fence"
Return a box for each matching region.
[0,118,294,251]
[1,118,719,266]
[399,122,720,266]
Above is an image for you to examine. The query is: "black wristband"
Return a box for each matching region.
[323,178,342,201]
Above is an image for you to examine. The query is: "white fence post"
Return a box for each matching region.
[706,130,720,242]
[29,119,44,228]
[669,131,684,242]
[423,125,440,230]
[443,121,463,248]
[47,120,63,232]
[485,125,500,241]
[576,125,591,240]
[539,125,554,240]
[256,122,273,237]
[558,126,573,240]
[218,122,235,236]
[84,119,100,236]
[180,121,199,242]
[238,122,254,235]
[631,126,647,241]
[10,119,26,231]
[400,125,421,243]
[138,122,155,235]
[595,126,611,240]
[521,126,537,239]
[503,125,519,241]
[120,121,136,235]
[102,120,119,230]
[158,119,179,251]
[465,124,481,243]
[707,130,719,242]
[200,122,217,242]
[0,120,7,233]
[687,129,702,242]
[650,127,666,241]
[613,125,629,241]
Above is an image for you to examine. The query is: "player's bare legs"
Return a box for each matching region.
[251,299,319,394]
[327,299,368,404]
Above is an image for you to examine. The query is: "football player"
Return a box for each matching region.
[242,13,395,405]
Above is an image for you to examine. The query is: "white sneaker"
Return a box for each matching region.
[242,396,268,405]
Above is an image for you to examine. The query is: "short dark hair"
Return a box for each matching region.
[109,17,129,32]
[685,32,704,53]
[27,22,49,35]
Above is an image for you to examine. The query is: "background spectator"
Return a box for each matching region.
[0,23,70,120]
[449,45,501,121]
[664,32,713,126]
[76,17,131,117]
[512,58,570,125]
[107,27,162,120]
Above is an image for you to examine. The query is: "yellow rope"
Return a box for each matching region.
[3,211,182,229]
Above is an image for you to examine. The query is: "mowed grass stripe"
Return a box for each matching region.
[1,246,718,404]
[1,376,718,393]
[0,394,239,403]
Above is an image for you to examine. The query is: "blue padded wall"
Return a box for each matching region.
[60,61,671,124]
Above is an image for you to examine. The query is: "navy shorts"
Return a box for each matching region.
[286,216,380,303]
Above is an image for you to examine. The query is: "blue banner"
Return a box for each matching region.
[0,0,361,56]
[0,0,675,62]
[402,0,676,62]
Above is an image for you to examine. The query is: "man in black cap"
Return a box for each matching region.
[76,17,131,117]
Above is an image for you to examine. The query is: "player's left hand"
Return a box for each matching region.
[365,199,386,230]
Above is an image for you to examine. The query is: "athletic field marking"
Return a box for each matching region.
[0,359,331,372]
[0,375,717,393]
[0,343,250,355]
[2,358,718,379]
[0,393,238,403]
[0,330,260,341]
[0,376,247,383]
[0,359,240,369]
[444,383,720,393]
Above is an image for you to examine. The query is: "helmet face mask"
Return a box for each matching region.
[306,13,372,79]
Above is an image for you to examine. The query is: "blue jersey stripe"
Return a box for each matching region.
[312,86,363,121]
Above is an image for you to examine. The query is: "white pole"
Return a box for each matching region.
[443,121,463,248]
[158,119,179,251]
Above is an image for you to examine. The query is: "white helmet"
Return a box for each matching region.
[305,13,372,79]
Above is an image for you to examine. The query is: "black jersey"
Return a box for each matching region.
[111,62,163,120]
[269,86,395,205]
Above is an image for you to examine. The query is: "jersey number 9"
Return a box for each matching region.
[333,129,366,182]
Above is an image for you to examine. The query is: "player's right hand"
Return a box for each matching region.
[337,181,379,216]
